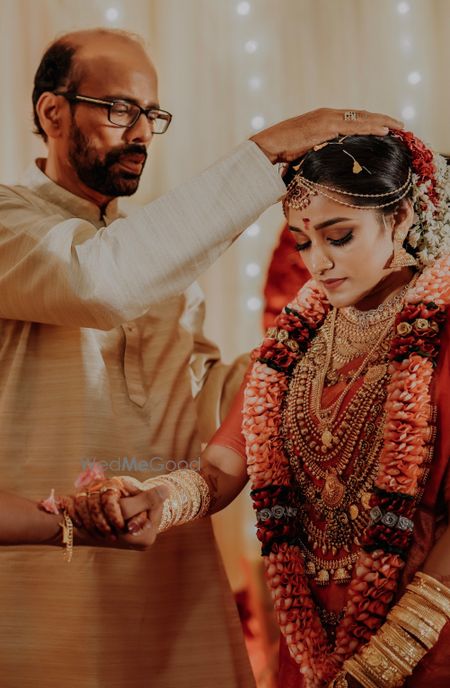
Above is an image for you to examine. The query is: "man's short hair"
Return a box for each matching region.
[32,29,147,142]
[32,39,79,142]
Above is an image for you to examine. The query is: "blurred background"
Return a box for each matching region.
[1,0,449,683]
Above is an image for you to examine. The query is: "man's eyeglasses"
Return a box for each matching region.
[55,93,172,134]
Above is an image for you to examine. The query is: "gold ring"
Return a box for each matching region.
[343,110,358,121]
[100,485,121,495]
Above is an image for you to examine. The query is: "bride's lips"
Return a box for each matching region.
[321,278,347,290]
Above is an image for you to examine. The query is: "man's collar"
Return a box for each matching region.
[20,159,120,225]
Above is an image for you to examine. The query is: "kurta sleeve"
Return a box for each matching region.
[0,141,284,329]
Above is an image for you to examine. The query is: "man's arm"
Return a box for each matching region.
[0,142,282,328]
[0,491,61,545]
[0,109,402,329]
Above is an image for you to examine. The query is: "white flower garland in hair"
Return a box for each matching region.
[407,149,450,267]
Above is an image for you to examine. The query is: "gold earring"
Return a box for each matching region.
[385,223,417,270]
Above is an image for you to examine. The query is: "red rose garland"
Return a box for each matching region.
[243,257,449,688]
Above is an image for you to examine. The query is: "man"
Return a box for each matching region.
[0,27,401,688]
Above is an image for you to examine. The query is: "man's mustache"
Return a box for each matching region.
[105,145,148,166]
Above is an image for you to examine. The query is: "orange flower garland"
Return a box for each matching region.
[243,256,450,688]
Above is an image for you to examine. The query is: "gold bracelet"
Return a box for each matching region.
[397,597,447,634]
[344,657,379,688]
[143,469,211,533]
[388,606,439,648]
[328,672,349,688]
[401,590,449,626]
[379,621,427,668]
[358,642,405,687]
[59,510,73,562]
[405,581,450,619]
[414,571,450,602]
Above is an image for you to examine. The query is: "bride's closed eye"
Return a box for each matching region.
[295,231,354,252]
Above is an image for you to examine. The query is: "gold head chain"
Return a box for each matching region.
[282,138,413,215]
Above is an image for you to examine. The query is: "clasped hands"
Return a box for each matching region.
[59,477,167,549]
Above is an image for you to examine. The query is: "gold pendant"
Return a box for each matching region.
[315,569,330,586]
[333,567,352,585]
[349,504,359,521]
[321,428,335,448]
[321,470,345,508]
[364,363,388,384]
[361,492,372,510]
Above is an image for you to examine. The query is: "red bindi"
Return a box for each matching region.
[303,218,310,228]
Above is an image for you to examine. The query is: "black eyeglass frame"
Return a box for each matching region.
[54,92,172,134]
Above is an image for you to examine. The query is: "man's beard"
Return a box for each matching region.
[68,124,148,197]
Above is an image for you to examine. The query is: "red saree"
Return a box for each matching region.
[210,312,450,688]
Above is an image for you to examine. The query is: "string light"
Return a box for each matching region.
[244,40,258,54]
[236,1,251,15]
[105,7,120,22]
[247,297,262,311]
[401,105,416,120]
[397,2,410,14]
[251,115,265,131]
[407,71,421,85]
[245,263,261,277]
[248,76,262,91]
[244,223,261,238]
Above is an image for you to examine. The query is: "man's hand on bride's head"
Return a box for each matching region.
[250,107,404,164]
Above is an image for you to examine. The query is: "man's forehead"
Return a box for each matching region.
[74,39,157,95]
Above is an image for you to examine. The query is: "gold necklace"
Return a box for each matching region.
[312,309,393,451]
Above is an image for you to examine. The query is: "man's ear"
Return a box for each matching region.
[36,92,67,140]
[391,198,414,237]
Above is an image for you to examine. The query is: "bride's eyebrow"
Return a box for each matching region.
[288,217,353,234]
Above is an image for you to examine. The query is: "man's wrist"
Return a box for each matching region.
[248,134,279,164]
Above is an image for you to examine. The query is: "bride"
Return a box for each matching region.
[66,130,450,688]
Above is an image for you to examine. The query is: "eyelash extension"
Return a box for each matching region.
[295,231,354,252]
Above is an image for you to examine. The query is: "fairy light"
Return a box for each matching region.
[244,40,258,54]
[248,76,262,91]
[105,7,120,22]
[245,223,261,238]
[251,115,265,131]
[401,105,416,120]
[397,2,410,14]
[407,71,421,85]
[245,263,261,277]
[236,1,251,15]
[247,297,262,311]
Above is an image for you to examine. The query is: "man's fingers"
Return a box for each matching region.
[121,485,168,521]
[87,492,112,535]
[101,489,125,531]
[58,495,83,528]
[73,494,98,535]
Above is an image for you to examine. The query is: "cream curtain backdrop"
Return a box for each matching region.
[1,0,450,590]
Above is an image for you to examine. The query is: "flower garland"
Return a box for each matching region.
[243,256,449,688]
[392,130,450,267]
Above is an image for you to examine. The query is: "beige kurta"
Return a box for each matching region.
[0,142,285,688]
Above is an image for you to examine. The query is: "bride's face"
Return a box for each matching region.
[287,194,412,309]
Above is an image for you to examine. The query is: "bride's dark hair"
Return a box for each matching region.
[284,134,413,215]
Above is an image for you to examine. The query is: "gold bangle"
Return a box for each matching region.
[144,469,211,533]
[328,672,349,688]
[407,580,450,618]
[414,571,450,602]
[358,643,405,687]
[379,621,427,668]
[59,510,73,562]
[397,597,447,633]
[388,606,439,648]
[403,589,450,624]
[344,657,379,688]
